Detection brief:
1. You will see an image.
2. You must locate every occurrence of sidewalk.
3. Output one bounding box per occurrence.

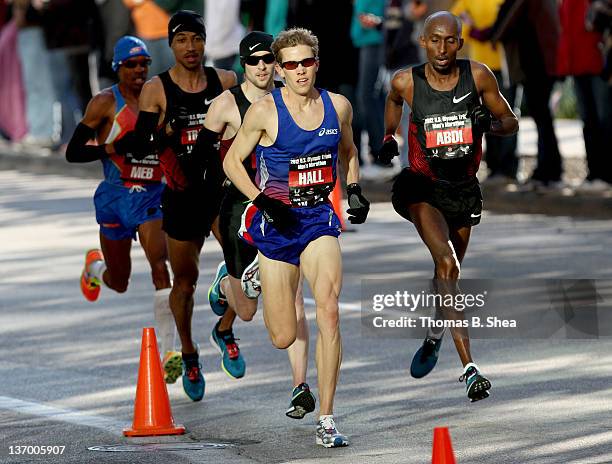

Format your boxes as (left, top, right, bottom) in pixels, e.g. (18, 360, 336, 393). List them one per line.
(0, 118, 610, 219)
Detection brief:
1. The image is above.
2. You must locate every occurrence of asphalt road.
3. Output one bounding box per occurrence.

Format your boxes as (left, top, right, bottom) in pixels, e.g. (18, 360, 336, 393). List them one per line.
(1, 170, 612, 464)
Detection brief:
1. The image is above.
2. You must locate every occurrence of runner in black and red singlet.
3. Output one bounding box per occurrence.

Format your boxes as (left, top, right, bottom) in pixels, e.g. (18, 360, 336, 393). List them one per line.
(380, 11, 518, 402)
(132, 10, 236, 402)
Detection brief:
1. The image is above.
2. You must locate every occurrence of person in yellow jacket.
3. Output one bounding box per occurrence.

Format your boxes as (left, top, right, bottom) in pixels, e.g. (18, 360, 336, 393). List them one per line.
(122, 0, 174, 75)
(451, 0, 519, 182)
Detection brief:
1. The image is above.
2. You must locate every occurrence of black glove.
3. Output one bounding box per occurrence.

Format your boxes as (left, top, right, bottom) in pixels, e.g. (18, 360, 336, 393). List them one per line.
(253, 193, 296, 232)
(112, 130, 138, 155)
(469, 104, 493, 134)
(377, 134, 399, 165)
(168, 106, 191, 133)
(346, 183, 370, 224)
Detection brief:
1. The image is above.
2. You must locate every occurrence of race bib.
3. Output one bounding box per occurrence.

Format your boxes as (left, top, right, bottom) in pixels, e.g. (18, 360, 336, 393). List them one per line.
(121, 153, 163, 183)
(424, 111, 474, 159)
(180, 125, 203, 152)
(288, 151, 335, 207)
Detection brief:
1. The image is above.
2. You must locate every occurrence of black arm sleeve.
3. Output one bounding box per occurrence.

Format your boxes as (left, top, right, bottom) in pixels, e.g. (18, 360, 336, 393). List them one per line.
(65, 123, 109, 163)
(183, 126, 222, 187)
(131, 110, 161, 160)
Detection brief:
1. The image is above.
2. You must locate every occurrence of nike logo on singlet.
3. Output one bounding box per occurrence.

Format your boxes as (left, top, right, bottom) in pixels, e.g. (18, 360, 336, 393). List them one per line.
(204, 98, 214, 105)
(249, 43, 261, 51)
(471, 213, 481, 218)
(453, 92, 471, 104)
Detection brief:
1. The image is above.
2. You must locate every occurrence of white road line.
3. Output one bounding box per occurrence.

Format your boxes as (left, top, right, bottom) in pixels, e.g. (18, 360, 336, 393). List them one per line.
(0, 396, 125, 436)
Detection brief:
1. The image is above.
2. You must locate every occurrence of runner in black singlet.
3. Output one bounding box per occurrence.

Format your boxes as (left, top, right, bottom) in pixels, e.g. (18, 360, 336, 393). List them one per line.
(381, 11, 518, 402)
(132, 10, 236, 402)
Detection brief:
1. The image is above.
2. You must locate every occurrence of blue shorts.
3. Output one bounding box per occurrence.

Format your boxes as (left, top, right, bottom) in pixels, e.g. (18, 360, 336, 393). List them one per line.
(239, 202, 341, 265)
(94, 181, 164, 240)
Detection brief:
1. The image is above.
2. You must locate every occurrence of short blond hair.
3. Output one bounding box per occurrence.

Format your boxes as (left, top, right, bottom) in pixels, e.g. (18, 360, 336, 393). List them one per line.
(271, 28, 319, 63)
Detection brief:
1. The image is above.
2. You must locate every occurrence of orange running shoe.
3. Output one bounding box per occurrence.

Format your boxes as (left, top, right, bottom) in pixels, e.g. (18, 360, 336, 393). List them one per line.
(80, 249, 104, 302)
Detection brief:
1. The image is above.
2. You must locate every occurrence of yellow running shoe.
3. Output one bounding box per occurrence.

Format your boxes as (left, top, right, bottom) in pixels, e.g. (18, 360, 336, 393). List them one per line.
(162, 351, 182, 384)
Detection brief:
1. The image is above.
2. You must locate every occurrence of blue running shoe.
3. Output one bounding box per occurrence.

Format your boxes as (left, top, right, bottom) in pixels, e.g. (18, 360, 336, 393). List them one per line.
(410, 336, 443, 378)
(459, 363, 491, 402)
(209, 321, 245, 379)
(208, 262, 229, 316)
(182, 352, 205, 401)
(286, 383, 316, 419)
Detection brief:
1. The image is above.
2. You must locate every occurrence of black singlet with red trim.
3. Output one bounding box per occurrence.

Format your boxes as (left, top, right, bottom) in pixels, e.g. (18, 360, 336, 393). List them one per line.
(158, 66, 223, 190)
(408, 59, 483, 183)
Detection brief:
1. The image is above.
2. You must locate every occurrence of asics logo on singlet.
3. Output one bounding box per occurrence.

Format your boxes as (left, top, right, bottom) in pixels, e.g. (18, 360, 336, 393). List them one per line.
(318, 127, 338, 136)
(453, 92, 471, 104)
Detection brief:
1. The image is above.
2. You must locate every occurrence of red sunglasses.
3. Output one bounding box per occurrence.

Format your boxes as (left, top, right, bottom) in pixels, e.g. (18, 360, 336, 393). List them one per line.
(280, 57, 317, 70)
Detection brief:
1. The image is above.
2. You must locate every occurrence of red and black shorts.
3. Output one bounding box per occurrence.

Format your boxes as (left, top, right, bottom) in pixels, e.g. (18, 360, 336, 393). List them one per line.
(391, 169, 483, 228)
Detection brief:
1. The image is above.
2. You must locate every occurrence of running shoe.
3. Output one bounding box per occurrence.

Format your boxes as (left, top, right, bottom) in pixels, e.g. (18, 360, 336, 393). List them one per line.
(459, 363, 491, 402)
(410, 336, 443, 378)
(208, 261, 229, 316)
(285, 382, 316, 419)
(241, 255, 261, 299)
(182, 356, 205, 402)
(316, 416, 349, 448)
(209, 320, 245, 379)
(162, 351, 182, 384)
(80, 249, 104, 302)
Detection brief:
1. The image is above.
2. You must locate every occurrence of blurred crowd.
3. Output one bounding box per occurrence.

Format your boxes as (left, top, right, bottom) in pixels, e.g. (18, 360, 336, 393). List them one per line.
(0, 0, 611, 191)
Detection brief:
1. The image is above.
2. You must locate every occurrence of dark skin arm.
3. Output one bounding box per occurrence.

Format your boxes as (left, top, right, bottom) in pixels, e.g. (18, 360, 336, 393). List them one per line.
(384, 68, 414, 137)
(471, 61, 518, 136)
(76, 90, 116, 154)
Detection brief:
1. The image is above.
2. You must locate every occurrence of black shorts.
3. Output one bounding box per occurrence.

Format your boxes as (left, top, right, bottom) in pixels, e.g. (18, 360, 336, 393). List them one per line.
(391, 169, 483, 228)
(219, 189, 257, 278)
(161, 186, 217, 241)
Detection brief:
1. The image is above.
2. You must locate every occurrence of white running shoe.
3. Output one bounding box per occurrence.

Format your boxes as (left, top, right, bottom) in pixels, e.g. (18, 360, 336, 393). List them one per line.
(241, 255, 261, 299)
(316, 416, 349, 448)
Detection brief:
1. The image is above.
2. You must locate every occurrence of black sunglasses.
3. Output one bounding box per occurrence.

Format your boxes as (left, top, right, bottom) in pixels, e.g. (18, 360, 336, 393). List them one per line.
(244, 53, 275, 66)
(281, 57, 317, 70)
(122, 58, 152, 69)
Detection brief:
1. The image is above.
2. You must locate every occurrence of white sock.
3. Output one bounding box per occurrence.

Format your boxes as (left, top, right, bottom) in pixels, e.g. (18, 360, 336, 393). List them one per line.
(154, 288, 176, 355)
(319, 414, 333, 421)
(89, 260, 106, 283)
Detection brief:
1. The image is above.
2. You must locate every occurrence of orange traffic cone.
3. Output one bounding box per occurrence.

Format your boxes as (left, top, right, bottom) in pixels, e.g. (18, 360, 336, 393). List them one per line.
(432, 427, 456, 463)
(329, 178, 346, 230)
(124, 328, 185, 436)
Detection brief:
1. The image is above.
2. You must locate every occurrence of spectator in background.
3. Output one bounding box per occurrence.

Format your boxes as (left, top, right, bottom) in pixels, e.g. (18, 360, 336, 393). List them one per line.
(13, 0, 56, 148)
(241, 0, 267, 31)
(384, 0, 420, 168)
(98, 0, 133, 88)
(351, 0, 387, 172)
(286, 0, 360, 156)
(122, 0, 174, 76)
(560, 0, 612, 191)
(491, 0, 563, 190)
(451, 0, 519, 184)
(0, 7, 28, 142)
(265, 0, 287, 36)
(36, 0, 102, 146)
(205, 0, 244, 72)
